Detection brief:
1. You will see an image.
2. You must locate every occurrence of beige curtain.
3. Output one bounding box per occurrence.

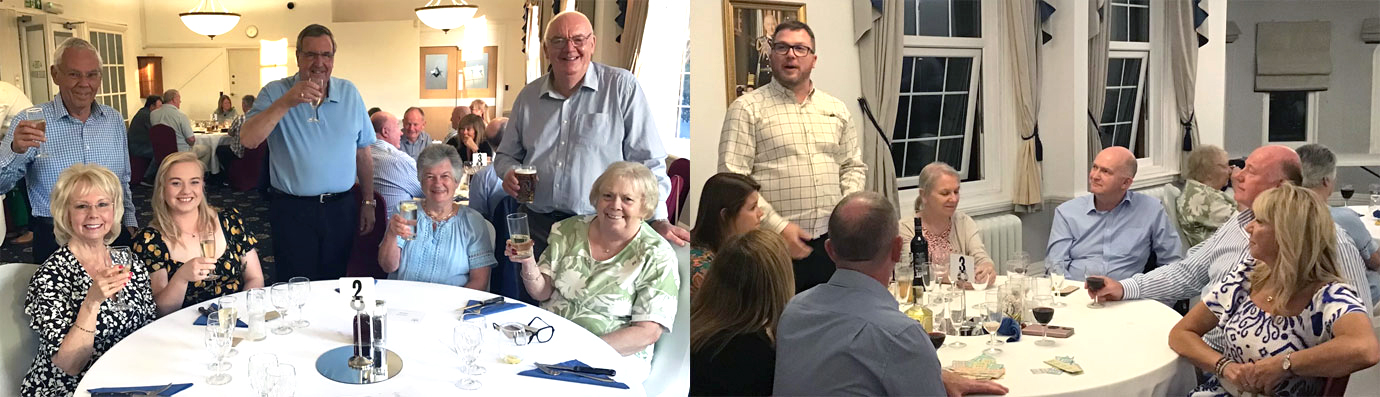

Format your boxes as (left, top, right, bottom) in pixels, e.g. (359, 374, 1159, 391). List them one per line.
(1006, 0, 1042, 210)
(1088, 0, 1111, 164)
(1166, 0, 1200, 173)
(854, 1, 902, 212)
(621, 0, 649, 72)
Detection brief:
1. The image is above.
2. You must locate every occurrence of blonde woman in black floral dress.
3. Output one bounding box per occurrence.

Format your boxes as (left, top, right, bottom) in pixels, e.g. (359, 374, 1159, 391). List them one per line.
(133, 152, 264, 315)
(22, 164, 157, 396)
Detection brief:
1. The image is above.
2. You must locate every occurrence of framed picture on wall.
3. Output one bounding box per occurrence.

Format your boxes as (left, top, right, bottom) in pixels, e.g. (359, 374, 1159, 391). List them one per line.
(721, 0, 806, 104)
(459, 46, 499, 99)
(420, 46, 458, 99)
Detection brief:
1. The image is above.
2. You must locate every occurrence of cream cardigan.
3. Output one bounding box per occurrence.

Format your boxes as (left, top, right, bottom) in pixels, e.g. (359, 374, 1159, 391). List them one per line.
(897, 210, 995, 269)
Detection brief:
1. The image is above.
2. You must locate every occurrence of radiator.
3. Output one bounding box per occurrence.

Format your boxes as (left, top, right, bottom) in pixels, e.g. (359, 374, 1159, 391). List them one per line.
(973, 214, 1022, 274)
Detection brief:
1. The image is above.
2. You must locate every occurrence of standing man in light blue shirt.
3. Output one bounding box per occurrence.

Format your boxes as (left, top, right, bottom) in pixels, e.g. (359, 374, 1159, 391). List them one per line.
(239, 24, 376, 282)
(1047, 146, 1183, 282)
(0, 38, 138, 263)
(1297, 144, 1380, 303)
(495, 11, 686, 257)
(369, 111, 422, 216)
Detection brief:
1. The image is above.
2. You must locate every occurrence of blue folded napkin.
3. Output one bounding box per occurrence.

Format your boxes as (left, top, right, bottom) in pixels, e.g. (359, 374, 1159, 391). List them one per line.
(88, 383, 193, 396)
(461, 299, 523, 320)
(1372, 209, 1379, 218)
(192, 304, 248, 328)
(998, 317, 1022, 342)
(517, 359, 629, 389)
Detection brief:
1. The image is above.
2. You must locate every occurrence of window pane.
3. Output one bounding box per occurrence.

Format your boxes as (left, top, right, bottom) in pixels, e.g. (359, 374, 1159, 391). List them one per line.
(914, 57, 945, 92)
(952, 0, 982, 38)
(939, 94, 967, 136)
(1116, 124, 1133, 148)
(1128, 7, 1150, 42)
(904, 141, 931, 177)
(911, 95, 942, 139)
(1268, 92, 1308, 142)
(1111, 5, 1129, 42)
(893, 142, 910, 176)
(1121, 58, 1142, 88)
(904, 0, 918, 35)
(678, 108, 690, 139)
(1106, 58, 1124, 87)
(937, 137, 963, 168)
(944, 58, 972, 91)
(916, 0, 951, 37)
(1101, 90, 1120, 123)
(1100, 129, 1115, 149)
(1117, 87, 1138, 123)
(893, 97, 911, 141)
(899, 57, 914, 94)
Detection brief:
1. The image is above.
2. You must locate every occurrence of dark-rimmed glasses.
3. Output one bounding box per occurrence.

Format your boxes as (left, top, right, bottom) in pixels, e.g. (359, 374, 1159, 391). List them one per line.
(770, 42, 814, 57)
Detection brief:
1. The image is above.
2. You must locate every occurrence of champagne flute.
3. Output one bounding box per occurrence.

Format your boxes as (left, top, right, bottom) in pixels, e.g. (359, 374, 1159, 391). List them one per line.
(982, 303, 1004, 355)
(946, 291, 967, 348)
(106, 247, 135, 311)
(1048, 261, 1068, 308)
(928, 262, 948, 302)
(270, 282, 294, 335)
(201, 237, 219, 280)
(453, 324, 483, 390)
(1033, 296, 1056, 346)
(307, 77, 326, 123)
(217, 295, 240, 357)
(204, 313, 233, 385)
(22, 108, 47, 158)
(288, 277, 311, 328)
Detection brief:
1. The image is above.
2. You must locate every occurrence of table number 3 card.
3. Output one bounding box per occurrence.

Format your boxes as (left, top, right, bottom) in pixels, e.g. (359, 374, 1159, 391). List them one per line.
(949, 254, 976, 283)
(338, 277, 376, 310)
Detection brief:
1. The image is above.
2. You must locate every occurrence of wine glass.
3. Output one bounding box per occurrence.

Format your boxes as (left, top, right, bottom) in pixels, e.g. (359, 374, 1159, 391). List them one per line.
(1033, 296, 1056, 346)
(307, 77, 326, 123)
(21, 108, 47, 158)
(1341, 184, 1355, 206)
(265, 364, 296, 397)
(106, 246, 136, 311)
(461, 314, 488, 375)
(288, 277, 311, 328)
(893, 264, 914, 304)
(946, 291, 967, 348)
(1086, 266, 1107, 309)
(204, 313, 233, 385)
(249, 353, 278, 397)
(1369, 184, 1380, 215)
(453, 323, 483, 390)
(270, 283, 294, 335)
(1047, 261, 1068, 308)
(217, 295, 240, 357)
(982, 303, 1004, 355)
(928, 262, 948, 302)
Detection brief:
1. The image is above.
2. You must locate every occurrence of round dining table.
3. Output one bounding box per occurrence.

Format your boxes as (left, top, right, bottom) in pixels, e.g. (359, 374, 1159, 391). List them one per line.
(928, 277, 1197, 397)
(75, 280, 645, 396)
(191, 132, 230, 174)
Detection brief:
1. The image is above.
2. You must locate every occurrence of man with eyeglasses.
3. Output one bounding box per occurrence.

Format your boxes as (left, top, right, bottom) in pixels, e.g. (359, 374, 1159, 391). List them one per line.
(495, 11, 686, 257)
(240, 24, 376, 282)
(720, 20, 868, 293)
(0, 37, 139, 263)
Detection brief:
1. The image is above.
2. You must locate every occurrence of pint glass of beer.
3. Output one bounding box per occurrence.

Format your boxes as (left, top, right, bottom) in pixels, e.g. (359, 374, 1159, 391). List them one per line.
(515, 166, 537, 203)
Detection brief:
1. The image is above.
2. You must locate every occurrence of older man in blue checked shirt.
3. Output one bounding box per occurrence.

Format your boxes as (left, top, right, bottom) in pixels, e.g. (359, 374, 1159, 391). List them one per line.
(239, 24, 376, 282)
(495, 11, 687, 257)
(0, 37, 138, 263)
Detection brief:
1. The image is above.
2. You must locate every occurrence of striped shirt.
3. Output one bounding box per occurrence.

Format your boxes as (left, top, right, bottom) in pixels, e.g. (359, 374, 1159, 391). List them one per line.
(0, 96, 136, 226)
(719, 81, 867, 237)
(1123, 208, 1373, 311)
(227, 114, 246, 157)
(369, 141, 423, 216)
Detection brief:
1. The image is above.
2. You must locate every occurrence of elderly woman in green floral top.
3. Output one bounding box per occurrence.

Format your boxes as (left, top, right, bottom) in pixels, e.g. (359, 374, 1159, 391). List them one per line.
(505, 161, 679, 373)
(1177, 145, 1236, 248)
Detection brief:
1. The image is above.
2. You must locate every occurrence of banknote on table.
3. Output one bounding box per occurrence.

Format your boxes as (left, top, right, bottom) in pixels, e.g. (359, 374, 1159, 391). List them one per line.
(1043, 356, 1083, 375)
(1029, 368, 1063, 375)
(948, 354, 1005, 380)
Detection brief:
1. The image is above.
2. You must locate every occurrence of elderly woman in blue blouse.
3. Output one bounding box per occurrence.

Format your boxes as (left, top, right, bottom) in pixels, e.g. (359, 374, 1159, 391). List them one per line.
(505, 161, 679, 375)
(1169, 184, 1379, 396)
(380, 144, 496, 289)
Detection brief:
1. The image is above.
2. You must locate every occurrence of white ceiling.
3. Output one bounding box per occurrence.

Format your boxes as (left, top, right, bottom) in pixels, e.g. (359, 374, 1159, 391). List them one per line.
(331, 0, 527, 23)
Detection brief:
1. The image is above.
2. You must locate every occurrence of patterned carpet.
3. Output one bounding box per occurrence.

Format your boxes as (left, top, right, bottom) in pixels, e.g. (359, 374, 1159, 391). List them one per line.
(0, 179, 277, 279)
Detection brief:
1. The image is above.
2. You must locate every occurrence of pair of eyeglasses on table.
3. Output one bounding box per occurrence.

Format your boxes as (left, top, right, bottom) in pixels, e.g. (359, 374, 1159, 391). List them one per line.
(492, 316, 556, 344)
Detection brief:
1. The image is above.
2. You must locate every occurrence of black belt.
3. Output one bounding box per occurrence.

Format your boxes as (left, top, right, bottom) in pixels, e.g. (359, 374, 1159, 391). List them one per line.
(32, 216, 52, 225)
(267, 187, 350, 203)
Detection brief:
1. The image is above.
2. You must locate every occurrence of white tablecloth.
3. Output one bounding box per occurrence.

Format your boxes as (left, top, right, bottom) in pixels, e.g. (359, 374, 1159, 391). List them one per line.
(193, 132, 229, 174)
(930, 278, 1196, 397)
(75, 280, 645, 396)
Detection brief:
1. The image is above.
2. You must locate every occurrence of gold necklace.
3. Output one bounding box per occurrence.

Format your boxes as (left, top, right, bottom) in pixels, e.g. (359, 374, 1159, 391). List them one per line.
(424, 205, 455, 222)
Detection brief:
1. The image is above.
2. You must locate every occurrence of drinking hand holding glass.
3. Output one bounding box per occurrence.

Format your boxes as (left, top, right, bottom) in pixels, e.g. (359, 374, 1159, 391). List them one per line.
(105, 247, 137, 311)
(396, 199, 420, 240)
(507, 213, 534, 260)
(18, 108, 47, 158)
(200, 237, 219, 279)
(249, 353, 278, 397)
(453, 324, 483, 390)
(204, 313, 233, 385)
(270, 282, 294, 335)
(1086, 267, 1107, 309)
(288, 277, 311, 328)
(307, 77, 326, 122)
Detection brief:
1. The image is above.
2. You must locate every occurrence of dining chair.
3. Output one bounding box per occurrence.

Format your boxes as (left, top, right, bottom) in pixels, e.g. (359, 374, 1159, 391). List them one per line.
(227, 144, 267, 192)
(1322, 375, 1349, 396)
(0, 263, 39, 394)
(344, 186, 388, 279)
(149, 125, 178, 169)
(643, 244, 690, 397)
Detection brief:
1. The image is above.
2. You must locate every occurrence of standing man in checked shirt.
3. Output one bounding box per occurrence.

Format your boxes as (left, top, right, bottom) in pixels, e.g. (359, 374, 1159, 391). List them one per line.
(719, 20, 868, 293)
(240, 24, 376, 282)
(495, 11, 687, 257)
(0, 38, 138, 263)
(1090, 145, 1374, 317)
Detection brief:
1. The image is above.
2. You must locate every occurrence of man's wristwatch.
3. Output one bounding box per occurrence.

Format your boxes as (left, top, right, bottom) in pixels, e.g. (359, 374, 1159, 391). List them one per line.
(362, 199, 376, 207)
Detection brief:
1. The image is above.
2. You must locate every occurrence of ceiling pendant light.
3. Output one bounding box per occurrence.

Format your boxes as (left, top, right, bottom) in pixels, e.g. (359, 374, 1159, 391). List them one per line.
(416, 0, 479, 34)
(179, 0, 241, 40)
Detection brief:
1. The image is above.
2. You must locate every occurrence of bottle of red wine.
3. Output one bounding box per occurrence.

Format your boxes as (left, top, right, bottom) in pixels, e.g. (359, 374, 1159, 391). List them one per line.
(912, 217, 929, 295)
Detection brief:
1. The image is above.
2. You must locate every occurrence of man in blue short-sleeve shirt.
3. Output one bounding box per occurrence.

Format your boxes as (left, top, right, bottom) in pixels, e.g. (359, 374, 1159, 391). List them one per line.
(239, 24, 376, 281)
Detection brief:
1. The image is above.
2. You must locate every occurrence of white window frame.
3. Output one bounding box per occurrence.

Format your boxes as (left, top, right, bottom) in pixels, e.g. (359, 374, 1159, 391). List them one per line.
(1099, 51, 1148, 154)
(87, 24, 128, 120)
(1105, 0, 1178, 189)
(1260, 91, 1320, 148)
(897, 0, 1011, 217)
(676, 43, 690, 140)
(893, 47, 981, 188)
